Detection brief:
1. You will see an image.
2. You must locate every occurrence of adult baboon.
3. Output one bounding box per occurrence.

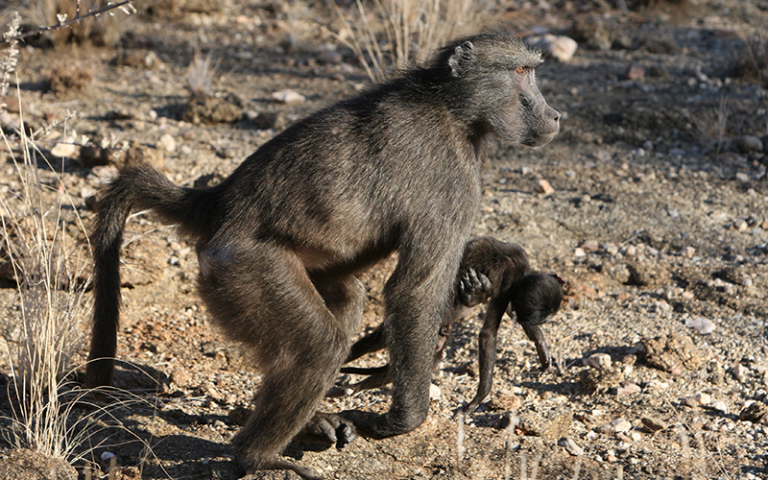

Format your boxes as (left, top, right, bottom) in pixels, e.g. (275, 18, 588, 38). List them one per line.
(340, 237, 565, 414)
(87, 34, 559, 479)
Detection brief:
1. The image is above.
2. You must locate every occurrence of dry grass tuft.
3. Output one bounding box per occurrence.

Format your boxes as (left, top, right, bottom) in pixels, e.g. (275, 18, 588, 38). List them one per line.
(187, 47, 218, 96)
(334, 0, 494, 82)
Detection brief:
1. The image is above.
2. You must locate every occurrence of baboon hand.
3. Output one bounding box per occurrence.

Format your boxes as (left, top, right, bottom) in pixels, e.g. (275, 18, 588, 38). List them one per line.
(458, 268, 492, 307)
(294, 412, 357, 449)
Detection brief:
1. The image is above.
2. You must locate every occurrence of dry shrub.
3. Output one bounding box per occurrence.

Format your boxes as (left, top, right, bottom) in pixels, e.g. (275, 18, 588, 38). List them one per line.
(732, 33, 768, 88)
(335, 0, 495, 82)
(45, 63, 94, 94)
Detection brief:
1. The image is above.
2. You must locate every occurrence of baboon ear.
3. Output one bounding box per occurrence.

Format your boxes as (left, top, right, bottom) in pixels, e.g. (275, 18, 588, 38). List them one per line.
(448, 40, 474, 77)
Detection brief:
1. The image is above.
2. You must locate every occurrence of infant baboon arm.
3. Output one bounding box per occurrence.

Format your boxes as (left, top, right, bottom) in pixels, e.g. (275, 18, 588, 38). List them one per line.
(463, 295, 508, 414)
(522, 323, 552, 371)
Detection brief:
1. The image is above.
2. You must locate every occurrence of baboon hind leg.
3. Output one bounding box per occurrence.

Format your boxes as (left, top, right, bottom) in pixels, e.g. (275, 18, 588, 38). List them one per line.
(199, 245, 358, 479)
(295, 274, 365, 446)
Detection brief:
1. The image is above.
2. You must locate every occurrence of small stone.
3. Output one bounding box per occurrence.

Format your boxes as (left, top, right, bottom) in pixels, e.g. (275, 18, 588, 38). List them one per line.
(492, 392, 523, 411)
(616, 383, 641, 396)
(603, 243, 619, 255)
(710, 400, 727, 413)
(733, 363, 748, 382)
(682, 396, 699, 408)
(272, 89, 305, 104)
(681, 246, 696, 258)
(735, 135, 763, 154)
(695, 392, 712, 405)
(624, 63, 645, 80)
(529, 34, 578, 62)
(685, 316, 716, 335)
(588, 353, 612, 369)
(429, 383, 441, 401)
(641, 416, 667, 432)
(739, 402, 768, 425)
(100, 451, 116, 461)
(580, 240, 599, 252)
(735, 172, 750, 182)
(170, 368, 191, 386)
(317, 49, 343, 64)
(533, 178, 555, 196)
(735, 219, 749, 231)
(558, 437, 584, 456)
(245, 111, 286, 130)
(574, 247, 586, 258)
(51, 143, 79, 158)
(158, 133, 176, 153)
(595, 418, 631, 435)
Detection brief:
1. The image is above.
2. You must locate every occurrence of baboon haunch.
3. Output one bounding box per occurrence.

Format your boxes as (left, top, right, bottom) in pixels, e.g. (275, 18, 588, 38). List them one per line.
(341, 236, 564, 414)
(87, 34, 559, 479)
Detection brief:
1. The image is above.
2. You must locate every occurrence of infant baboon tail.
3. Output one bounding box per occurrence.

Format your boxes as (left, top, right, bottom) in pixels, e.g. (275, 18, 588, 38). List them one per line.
(86, 164, 217, 388)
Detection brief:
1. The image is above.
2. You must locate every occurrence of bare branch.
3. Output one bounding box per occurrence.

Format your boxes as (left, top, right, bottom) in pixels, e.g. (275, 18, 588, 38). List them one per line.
(0, 0, 138, 45)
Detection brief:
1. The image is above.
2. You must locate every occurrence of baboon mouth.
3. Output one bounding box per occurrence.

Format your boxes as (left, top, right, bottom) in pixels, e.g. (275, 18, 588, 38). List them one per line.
(526, 132, 558, 148)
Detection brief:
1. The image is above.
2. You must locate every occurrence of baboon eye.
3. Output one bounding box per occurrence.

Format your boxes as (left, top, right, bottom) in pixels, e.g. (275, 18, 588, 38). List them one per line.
(516, 66, 528, 74)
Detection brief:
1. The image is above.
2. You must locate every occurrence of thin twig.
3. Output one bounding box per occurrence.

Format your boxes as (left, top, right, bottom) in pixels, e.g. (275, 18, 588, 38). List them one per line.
(1, 0, 137, 45)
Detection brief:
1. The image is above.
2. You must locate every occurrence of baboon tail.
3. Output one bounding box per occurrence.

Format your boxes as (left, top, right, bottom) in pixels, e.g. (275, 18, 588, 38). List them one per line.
(86, 164, 217, 388)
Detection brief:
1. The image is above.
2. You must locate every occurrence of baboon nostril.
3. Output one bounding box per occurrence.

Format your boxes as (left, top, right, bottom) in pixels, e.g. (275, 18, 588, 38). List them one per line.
(553, 113, 561, 122)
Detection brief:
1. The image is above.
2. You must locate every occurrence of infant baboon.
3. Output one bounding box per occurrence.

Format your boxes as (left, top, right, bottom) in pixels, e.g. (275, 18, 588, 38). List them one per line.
(340, 236, 564, 414)
(87, 34, 559, 479)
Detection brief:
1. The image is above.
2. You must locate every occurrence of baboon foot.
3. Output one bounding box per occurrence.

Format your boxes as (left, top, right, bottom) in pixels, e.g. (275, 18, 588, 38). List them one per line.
(294, 412, 357, 449)
(339, 409, 423, 440)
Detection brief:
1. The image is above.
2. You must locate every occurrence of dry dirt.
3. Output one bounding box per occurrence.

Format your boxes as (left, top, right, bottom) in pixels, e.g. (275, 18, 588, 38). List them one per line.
(1, 1, 768, 479)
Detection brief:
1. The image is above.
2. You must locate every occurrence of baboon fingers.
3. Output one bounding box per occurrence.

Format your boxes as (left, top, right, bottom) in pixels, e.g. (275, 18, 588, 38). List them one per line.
(458, 268, 492, 307)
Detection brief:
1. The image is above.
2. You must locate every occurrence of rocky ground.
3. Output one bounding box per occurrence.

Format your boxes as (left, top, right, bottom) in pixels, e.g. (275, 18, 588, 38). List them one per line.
(1, 0, 768, 479)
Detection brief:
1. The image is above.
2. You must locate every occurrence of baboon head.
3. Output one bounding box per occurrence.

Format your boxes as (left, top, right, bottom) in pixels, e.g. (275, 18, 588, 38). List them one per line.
(437, 33, 561, 148)
(507, 272, 564, 326)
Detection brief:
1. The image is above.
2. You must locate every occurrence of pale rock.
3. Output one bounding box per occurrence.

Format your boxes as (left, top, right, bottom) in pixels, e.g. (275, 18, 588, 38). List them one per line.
(429, 383, 441, 401)
(51, 143, 79, 158)
(158, 133, 176, 153)
(685, 316, 716, 335)
(595, 418, 631, 434)
(711, 400, 728, 413)
(616, 383, 641, 396)
(533, 178, 555, 195)
(557, 437, 584, 456)
(530, 34, 579, 62)
(272, 89, 306, 104)
(587, 353, 612, 369)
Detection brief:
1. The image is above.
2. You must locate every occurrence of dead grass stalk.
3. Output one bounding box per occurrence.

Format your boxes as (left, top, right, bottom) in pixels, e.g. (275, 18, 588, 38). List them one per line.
(334, 0, 493, 82)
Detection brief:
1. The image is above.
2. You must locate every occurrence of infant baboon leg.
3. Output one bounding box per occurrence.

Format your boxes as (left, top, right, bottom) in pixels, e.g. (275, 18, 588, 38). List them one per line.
(464, 296, 508, 414)
(522, 323, 552, 371)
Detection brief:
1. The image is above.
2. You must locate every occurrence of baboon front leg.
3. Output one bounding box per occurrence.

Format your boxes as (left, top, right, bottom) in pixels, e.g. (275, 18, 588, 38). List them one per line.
(342, 257, 456, 439)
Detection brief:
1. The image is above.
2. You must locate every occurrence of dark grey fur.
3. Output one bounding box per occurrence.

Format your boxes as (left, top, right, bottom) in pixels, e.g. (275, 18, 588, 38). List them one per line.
(86, 34, 559, 479)
(341, 236, 564, 413)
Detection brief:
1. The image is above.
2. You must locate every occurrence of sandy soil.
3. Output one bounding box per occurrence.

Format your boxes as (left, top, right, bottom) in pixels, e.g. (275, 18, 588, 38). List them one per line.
(1, 0, 767, 479)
